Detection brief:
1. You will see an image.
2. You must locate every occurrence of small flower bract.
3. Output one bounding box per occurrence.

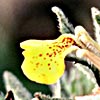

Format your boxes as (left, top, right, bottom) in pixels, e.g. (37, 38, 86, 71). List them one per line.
(20, 34, 78, 84)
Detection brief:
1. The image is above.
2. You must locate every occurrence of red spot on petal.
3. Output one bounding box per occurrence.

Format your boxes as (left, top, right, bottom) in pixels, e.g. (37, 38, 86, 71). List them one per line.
(54, 52, 56, 56)
(62, 46, 64, 48)
(56, 49, 58, 52)
(67, 38, 73, 42)
(53, 49, 55, 51)
(65, 45, 68, 47)
(46, 53, 49, 55)
(62, 37, 74, 46)
(48, 63, 50, 66)
(57, 45, 63, 49)
(58, 50, 61, 53)
(49, 54, 52, 57)
(49, 47, 52, 49)
(39, 54, 42, 57)
(62, 38, 65, 43)
(36, 62, 39, 65)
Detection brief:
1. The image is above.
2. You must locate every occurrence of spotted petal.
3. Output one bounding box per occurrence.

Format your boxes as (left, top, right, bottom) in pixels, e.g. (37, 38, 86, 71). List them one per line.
(20, 34, 78, 84)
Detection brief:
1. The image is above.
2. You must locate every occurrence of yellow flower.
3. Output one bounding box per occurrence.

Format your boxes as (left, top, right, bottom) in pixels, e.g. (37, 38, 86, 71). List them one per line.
(20, 34, 78, 84)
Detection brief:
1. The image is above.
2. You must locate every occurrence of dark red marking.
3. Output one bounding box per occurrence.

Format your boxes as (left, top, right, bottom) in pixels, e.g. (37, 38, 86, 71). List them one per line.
(39, 54, 42, 57)
(65, 45, 68, 47)
(56, 49, 59, 52)
(54, 51, 56, 56)
(58, 50, 61, 53)
(62, 37, 73, 44)
(49, 47, 52, 49)
(46, 53, 49, 55)
(67, 38, 73, 42)
(49, 54, 52, 57)
(53, 49, 55, 51)
(62, 37, 81, 48)
(36, 62, 39, 65)
(62, 46, 64, 48)
(57, 45, 63, 49)
(48, 63, 50, 66)
(62, 38, 66, 43)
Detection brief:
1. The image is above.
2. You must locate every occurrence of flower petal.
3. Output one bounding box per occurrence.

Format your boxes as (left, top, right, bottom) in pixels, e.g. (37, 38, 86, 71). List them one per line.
(20, 34, 78, 84)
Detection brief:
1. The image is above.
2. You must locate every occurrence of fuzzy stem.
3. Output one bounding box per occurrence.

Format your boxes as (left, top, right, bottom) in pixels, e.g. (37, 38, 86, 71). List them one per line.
(76, 49, 100, 71)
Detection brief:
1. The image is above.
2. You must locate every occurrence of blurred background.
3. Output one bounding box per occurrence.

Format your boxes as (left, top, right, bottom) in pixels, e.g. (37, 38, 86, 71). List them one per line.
(0, 0, 100, 95)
